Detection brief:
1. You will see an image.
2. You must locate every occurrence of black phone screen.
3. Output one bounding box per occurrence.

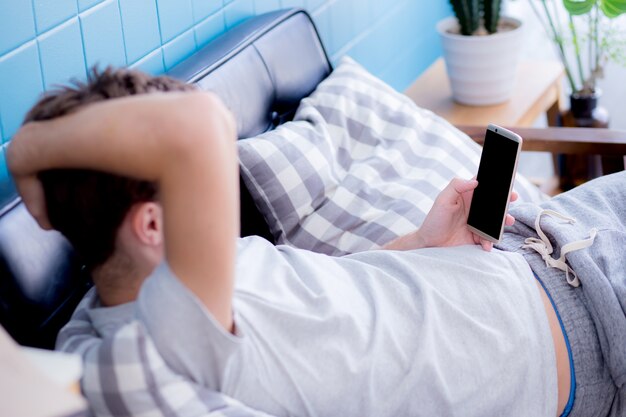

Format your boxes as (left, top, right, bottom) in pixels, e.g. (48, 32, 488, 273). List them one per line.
(467, 129, 520, 240)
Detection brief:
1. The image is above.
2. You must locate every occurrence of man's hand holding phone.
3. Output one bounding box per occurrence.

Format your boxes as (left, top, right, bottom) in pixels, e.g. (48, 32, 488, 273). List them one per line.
(384, 124, 522, 252)
(418, 178, 517, 252)
(383, 177, 517, 252)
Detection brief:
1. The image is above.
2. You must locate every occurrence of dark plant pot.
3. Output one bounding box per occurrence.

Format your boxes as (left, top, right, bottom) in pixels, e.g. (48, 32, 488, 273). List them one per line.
(562, 91, 609, 128)
(558, 90, 622, 190)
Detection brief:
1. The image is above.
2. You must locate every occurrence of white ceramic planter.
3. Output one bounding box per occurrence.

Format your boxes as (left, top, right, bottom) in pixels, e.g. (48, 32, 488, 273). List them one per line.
(437, 16, 524, 106)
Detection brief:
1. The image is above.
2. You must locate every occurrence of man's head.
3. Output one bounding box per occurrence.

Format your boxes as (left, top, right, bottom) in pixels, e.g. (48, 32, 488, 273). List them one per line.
(24, 68, 196, 293)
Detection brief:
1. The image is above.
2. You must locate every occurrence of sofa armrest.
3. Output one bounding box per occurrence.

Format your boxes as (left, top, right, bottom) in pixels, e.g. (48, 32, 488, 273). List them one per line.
(457, 125, 626, 155)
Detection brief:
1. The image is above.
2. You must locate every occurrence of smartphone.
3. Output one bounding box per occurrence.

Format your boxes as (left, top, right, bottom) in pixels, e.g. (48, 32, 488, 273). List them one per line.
(467, 124, 522, 243)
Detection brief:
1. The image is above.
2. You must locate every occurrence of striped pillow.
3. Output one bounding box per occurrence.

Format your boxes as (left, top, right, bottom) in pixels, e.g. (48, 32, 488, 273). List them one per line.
(238, 57, 546, 255)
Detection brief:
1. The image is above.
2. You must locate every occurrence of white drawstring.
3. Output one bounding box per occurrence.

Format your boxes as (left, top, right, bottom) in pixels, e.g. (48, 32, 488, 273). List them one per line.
(522, 209, 597, 287)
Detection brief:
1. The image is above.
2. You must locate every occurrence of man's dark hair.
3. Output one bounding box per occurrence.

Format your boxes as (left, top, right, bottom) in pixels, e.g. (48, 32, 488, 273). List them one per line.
(24, 67, 196, 271)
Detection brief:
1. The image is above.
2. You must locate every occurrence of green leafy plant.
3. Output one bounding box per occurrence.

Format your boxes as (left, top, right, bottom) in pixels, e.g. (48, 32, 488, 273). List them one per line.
(449, 0, 504, 35)
(529, 0, 626, 94)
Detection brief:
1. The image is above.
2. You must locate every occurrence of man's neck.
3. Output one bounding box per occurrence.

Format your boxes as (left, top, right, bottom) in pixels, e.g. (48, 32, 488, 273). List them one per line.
(92, 266, 144, 307)
(95, 285, 138, 307)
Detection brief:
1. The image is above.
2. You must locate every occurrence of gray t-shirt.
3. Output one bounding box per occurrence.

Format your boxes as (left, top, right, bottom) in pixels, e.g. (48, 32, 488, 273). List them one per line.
(98, 237, 558, 417)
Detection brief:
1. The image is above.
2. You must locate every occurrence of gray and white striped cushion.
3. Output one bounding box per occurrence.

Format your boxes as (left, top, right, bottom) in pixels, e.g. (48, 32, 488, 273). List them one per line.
(238, 57, 546, 255)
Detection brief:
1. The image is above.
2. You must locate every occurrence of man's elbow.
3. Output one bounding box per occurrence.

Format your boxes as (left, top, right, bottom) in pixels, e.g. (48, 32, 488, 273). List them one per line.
(156, 92, 238, 179)
(175, 92, 237, 150)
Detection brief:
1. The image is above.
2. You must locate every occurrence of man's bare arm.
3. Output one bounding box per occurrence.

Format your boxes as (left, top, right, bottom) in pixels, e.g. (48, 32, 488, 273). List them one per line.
(8, 92, 239, 331)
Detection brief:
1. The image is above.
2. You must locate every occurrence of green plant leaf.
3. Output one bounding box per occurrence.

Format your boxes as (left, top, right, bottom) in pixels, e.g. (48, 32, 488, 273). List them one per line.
(563, 0, 626, 18)
(563, 0, 596, 15)
(600, 0, 626, 18)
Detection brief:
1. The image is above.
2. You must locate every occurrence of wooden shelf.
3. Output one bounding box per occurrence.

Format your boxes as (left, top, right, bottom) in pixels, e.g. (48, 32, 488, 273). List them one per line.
(404, 58, 564, 127)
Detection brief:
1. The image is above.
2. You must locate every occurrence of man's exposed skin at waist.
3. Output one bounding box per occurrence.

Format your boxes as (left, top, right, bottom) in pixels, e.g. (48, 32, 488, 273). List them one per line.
(535, 279, 570, 416)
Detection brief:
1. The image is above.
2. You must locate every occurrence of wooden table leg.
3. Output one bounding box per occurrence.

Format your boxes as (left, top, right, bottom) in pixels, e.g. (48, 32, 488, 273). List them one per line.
(546, 100, 561, 127)
(546, 92, 563, 194)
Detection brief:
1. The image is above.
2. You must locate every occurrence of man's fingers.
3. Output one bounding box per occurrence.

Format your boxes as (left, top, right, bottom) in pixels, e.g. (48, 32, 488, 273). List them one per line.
(510, 191, 519, 202)
(438, 178, 477, 202)
(8, 125, 52, 230)
(452, 178, 479, 194)
(436, 178, 476, 205)
(480, 239, 493, 252)
(505, 214, 515, 226)
(16, 176, 52, 230)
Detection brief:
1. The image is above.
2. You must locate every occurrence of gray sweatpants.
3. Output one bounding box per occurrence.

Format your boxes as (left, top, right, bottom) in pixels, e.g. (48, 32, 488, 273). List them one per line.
(497, 171, 626, 417)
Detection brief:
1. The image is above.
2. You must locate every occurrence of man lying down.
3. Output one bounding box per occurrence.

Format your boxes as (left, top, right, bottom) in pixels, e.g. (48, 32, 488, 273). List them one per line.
(7, 69, 625, 417)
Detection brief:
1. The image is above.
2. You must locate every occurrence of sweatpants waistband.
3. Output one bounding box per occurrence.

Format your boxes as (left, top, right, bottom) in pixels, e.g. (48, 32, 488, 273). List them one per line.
(498, 235, 616, 417)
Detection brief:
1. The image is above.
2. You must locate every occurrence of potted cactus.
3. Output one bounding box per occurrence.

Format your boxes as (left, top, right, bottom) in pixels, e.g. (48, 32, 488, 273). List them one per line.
(437, 0, 524, 105)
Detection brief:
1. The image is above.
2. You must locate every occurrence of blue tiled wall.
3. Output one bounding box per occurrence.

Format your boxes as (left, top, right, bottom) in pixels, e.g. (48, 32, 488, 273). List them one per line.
(0, 0, 451, 182)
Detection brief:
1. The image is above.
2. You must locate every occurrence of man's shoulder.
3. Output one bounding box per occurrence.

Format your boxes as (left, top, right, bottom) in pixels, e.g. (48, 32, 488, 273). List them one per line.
(56, 287, 136, 353)
(55, 287, 98, 352)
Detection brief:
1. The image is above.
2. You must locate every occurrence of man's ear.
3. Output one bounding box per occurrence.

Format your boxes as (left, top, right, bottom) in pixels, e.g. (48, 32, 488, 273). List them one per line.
(130, 202, 163, 246)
